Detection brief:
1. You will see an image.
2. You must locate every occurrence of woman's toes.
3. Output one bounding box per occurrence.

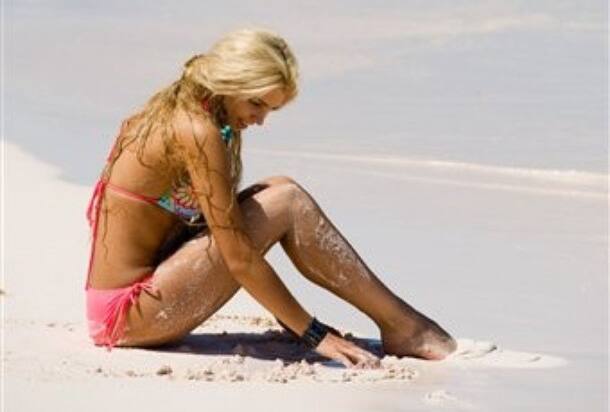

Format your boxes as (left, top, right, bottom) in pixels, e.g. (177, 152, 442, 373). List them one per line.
(381, 323, 456, 360)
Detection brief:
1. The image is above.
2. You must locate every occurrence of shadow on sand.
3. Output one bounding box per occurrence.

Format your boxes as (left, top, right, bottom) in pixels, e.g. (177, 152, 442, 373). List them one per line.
(147, 330, 384, 365)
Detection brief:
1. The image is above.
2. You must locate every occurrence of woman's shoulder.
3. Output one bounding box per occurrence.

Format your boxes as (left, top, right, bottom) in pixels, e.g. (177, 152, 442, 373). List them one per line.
(173, 109, 221, 145)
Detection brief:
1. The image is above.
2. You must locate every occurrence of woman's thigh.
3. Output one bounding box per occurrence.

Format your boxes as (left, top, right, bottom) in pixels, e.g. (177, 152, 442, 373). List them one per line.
(120, 177, 298, 346)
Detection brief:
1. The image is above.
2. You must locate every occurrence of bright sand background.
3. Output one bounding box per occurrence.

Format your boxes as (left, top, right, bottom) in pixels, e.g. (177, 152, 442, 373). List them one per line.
(3, 1, 608, 411)
(3, 141, 607, 411)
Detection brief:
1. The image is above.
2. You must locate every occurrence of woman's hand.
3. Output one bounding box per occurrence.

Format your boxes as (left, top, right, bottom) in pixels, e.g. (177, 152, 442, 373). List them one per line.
(315, 333, 380, 369)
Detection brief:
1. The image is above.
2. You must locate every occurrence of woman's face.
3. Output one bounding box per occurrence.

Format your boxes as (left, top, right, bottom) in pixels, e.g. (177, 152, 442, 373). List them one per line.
(223, 88, 288, 131)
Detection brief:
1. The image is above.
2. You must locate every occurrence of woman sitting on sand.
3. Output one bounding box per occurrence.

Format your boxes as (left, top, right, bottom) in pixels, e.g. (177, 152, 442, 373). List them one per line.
(85, 28, 456, 368)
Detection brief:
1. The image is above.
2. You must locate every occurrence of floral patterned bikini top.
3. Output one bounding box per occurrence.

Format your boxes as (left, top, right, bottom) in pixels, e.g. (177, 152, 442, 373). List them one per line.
(102, 179, 202, 223)
(157, 183, 201, 222)
(92, 124, 235, 225)
(85, 104, 234, 287)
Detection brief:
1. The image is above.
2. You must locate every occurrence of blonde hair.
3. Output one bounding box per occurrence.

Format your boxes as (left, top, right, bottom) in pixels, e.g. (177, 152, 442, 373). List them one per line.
(105, 28, 299, 202)
(93, 26, 300, 269)
(187, 28, 299, 102)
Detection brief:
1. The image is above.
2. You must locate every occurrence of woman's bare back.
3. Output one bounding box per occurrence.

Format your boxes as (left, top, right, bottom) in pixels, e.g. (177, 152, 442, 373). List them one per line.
(88, 119, 189, 289)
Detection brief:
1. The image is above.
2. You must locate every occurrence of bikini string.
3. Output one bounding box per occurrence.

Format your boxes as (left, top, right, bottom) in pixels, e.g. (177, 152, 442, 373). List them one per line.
(85, 179, 108, 289)
(85, 124, 126, 289)
(102, 279, 153, 350)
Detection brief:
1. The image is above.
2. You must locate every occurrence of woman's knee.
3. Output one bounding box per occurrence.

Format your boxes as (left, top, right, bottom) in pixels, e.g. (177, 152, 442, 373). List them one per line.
(261, 175, 299, 188)
(264, 176, 313, 202)
(238, 176, 301, 203)
(260, 179, 319, 228)
(241, 176, 317, 236)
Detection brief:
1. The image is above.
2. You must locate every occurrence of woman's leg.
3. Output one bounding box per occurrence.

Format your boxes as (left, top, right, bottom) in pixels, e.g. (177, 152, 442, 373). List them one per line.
(121, 176, 455, 359)
(119, 179, 292, 346)
(273, 177, 456, 360)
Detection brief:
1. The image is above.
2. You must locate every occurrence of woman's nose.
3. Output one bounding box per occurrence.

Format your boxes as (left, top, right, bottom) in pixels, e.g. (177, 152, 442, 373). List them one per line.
(256, 112, 267, 126)
(254, 109, 269, 126)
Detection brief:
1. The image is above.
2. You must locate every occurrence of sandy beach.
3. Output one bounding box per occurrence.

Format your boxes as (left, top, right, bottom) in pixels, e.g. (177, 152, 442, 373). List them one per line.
(4, 1, 607, 410)
(4, 142, 606, 411)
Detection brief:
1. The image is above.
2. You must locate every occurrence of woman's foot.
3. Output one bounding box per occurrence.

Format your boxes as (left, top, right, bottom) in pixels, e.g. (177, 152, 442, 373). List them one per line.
(380, 311, 457, 360)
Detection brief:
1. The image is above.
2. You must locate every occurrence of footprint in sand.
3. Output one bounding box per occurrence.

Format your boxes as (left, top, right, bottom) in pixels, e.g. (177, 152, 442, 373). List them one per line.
(423, 389, 473, 409)
(450, 339, 498, 359)
(446, 339, 566, 369)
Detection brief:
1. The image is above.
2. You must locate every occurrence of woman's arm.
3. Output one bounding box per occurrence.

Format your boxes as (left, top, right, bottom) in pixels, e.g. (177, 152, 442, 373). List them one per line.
(175, 114, 312, 336)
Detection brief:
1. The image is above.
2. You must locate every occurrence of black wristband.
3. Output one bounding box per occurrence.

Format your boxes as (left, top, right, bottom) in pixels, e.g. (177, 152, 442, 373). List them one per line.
(301, 317, 329, 349)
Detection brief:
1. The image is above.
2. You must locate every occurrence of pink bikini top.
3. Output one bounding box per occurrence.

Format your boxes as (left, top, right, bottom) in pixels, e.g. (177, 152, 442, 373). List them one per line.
(85, 166, 203, 289)
(85, 104, 234, 287)
(102, 180, 201, 222)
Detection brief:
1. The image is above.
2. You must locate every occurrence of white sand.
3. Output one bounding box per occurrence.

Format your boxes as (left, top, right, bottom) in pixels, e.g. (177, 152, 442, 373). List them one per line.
(3, 142, 607, 411)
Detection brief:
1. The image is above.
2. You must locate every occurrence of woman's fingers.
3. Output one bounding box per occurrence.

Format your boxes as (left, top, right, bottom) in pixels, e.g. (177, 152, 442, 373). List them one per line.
(349, 347, 380, 369)
(318, 333, 380, 369)
(356, 347, 381, 366)
(335, 352, 355, 368)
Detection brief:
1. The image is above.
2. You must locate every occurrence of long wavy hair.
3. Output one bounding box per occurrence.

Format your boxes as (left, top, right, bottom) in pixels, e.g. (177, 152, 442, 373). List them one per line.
(103, 28, 299, 198)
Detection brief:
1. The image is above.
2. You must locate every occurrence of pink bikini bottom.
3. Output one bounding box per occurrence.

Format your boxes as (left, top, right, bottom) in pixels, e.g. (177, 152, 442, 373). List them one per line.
(86, 275, 154, 349)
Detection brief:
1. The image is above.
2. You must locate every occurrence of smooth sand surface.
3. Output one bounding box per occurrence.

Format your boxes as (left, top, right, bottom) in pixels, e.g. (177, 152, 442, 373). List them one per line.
(3, 142, 607, 411)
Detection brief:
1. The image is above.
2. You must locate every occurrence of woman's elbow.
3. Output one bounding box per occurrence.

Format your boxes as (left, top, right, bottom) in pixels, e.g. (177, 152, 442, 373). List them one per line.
(216, 233, 260, 278)
(224, 251, 258, 279)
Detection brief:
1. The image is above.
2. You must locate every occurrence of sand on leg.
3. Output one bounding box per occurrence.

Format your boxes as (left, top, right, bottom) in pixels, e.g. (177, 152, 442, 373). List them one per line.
(119, 176, 455, 360)
(274, 177, 456, 359)
(118, 178, 296, 346)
